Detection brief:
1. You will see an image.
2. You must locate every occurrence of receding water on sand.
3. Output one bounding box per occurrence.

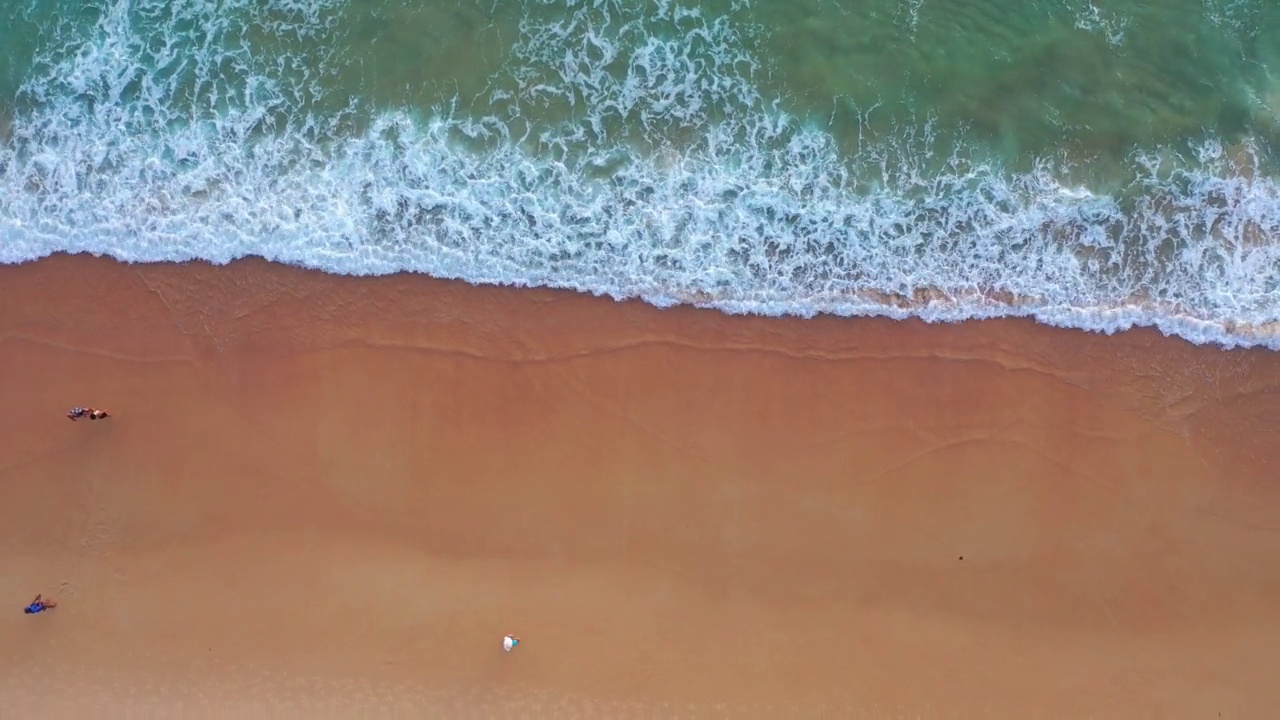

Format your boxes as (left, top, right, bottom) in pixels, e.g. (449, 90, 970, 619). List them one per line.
(0, 0, 1278, 347)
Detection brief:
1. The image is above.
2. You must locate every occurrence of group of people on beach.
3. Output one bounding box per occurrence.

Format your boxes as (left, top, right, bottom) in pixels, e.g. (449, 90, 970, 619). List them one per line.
(32, 405, 525, 653)
(22, 406, 114, 616)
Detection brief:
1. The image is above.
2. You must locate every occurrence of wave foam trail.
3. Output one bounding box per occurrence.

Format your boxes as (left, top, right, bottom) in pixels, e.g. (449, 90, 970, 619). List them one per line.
(1, 0, 1279, 349)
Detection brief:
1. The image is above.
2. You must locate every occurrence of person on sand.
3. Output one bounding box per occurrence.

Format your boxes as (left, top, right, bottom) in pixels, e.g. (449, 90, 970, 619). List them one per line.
(503, 634, 520, 652)
(67, 407, 88, 421)
(88, 408, 110, 420)
(23, 594, 56, 614)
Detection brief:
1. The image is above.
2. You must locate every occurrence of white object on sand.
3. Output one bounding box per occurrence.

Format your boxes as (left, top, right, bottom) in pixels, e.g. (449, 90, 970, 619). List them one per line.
(503, 634, 519, 652)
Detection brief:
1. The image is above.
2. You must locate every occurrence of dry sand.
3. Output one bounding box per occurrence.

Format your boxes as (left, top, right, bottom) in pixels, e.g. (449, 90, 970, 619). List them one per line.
(1, 253, 1279, 717)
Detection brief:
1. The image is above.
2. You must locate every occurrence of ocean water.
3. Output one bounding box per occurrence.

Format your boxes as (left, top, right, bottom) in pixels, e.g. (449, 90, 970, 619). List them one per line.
(1, 0, 1278, 347)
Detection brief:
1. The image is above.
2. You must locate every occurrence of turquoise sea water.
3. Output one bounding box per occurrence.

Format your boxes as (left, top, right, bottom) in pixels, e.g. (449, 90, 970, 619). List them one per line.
(1, 0, 1278, 346)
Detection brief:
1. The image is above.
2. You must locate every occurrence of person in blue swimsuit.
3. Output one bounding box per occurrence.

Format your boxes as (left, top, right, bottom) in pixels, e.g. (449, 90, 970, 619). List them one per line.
(23, 594, 56, 614)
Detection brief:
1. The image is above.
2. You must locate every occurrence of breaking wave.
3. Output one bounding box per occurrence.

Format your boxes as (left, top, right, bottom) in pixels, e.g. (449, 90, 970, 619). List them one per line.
(1, 0, 1278, 348)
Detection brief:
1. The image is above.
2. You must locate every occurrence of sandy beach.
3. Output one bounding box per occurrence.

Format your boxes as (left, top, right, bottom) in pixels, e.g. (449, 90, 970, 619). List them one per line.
(1, 253, 1278, 717)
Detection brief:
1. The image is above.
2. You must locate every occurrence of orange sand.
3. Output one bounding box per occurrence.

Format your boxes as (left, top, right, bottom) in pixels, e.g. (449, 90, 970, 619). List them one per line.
(1, 254, 1279, 717)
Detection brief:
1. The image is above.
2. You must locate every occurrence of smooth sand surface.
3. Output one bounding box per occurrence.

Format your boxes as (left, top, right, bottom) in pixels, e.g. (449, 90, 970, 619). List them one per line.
(2, 254, 1279, 717)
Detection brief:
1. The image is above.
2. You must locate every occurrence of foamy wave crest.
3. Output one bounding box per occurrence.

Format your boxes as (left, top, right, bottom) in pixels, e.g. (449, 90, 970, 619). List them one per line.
(1, 0, 1279, 349)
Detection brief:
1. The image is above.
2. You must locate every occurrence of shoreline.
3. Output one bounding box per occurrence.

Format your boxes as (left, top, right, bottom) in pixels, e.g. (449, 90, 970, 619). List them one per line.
(2, 253, 1279, 716)
(7, 251, 1280, 352)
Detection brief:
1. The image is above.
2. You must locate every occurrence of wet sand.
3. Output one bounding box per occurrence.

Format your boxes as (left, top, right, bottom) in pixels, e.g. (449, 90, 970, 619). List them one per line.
(1, 253, 1279, 717)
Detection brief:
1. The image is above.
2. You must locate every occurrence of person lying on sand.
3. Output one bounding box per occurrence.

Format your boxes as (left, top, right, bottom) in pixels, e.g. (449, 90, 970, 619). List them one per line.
(23, 594, 56, 614)
(67, 407, 109, 420)
(503, 634, 520, 652)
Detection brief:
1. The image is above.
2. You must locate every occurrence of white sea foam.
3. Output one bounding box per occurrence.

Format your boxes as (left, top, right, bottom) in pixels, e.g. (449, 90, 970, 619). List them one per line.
(1072, 2, 1129, 47)
(1, 0, 1278, 349)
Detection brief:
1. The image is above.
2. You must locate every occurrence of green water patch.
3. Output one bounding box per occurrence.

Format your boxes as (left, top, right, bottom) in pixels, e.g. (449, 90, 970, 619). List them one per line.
(752, 0, 1272, 175)
(0, 0, 105, 105)
(342, 0, 520, 111)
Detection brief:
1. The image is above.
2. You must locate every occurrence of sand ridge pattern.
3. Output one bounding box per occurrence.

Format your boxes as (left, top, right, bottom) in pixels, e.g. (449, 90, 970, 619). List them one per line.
(1, 254, 1279, 716)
